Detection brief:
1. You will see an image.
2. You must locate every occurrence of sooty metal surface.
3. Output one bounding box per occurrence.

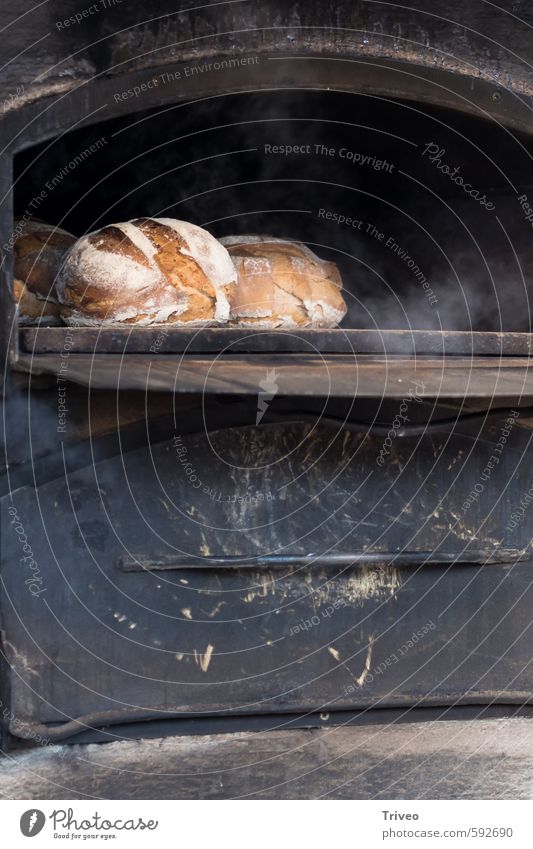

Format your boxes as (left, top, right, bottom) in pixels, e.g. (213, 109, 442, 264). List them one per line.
(1, 419, 532, 738)
(20, 327, 533, 357)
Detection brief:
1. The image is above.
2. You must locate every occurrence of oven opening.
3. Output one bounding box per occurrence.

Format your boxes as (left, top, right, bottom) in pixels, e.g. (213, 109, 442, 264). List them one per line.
(4, 85, 533, 750)
(12, 89, 533, 348)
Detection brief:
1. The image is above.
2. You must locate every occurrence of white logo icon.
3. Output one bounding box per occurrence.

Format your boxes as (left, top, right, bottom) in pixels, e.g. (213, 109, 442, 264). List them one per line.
(256, 369, 280, 424)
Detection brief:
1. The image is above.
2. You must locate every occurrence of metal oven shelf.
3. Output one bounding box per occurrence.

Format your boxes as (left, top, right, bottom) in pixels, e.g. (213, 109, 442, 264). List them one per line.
(15, 327, 533, 397)
(19, 327, 533, 356)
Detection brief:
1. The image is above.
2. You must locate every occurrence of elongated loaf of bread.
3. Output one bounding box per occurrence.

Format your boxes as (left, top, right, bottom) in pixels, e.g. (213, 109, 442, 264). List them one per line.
(13, 219, 76, 325)
(220, 235, 347, 328)
(57, 218, 237, 326)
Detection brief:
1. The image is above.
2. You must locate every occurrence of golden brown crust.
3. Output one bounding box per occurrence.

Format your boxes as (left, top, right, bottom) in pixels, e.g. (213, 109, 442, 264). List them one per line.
(13, 278, 62, 325)
(221, 236, 347, 328)
(13, 219, 76, 301)
(57, 218, 236, 326)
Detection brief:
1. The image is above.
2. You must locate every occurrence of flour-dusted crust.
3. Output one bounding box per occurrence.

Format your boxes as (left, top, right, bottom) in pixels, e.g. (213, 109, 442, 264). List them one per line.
(56, 218, 237, 326)
(220, 235, 347, 328)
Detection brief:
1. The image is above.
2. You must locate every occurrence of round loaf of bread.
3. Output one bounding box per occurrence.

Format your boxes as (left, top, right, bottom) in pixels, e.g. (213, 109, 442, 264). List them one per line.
(13, 278, 64, 325)
(13, 219, 76, 325)
(220, 235, 347, 328)
(56, 218, 237, 326)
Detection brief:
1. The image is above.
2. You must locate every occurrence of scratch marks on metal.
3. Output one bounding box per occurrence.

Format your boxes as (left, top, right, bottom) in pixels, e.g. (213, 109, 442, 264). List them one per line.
(194, 644, 214, 672)
(206, 601, 226, 618)
(308, 567, 400, 607)
(356, 635, 374, 687)
(3, 641, 40, 678)
(242, 576, 273, 603)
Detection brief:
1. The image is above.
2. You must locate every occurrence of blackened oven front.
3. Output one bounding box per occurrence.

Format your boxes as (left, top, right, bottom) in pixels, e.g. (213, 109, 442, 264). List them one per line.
(1, 1, 533, 747)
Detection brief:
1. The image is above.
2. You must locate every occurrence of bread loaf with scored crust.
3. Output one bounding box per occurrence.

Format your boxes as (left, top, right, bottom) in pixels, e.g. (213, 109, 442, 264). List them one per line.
(220, 235, 347, 328)
(57, 218, 237, 326)
(13, 219, 76, 325)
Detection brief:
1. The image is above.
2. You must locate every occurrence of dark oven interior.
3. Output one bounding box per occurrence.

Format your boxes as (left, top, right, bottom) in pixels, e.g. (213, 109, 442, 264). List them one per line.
(13, 89, 533, 335)
(3, 77, 533, 749)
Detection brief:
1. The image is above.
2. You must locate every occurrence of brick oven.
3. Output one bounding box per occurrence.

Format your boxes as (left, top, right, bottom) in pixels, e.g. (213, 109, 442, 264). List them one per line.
(1, 0, 533, 797)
